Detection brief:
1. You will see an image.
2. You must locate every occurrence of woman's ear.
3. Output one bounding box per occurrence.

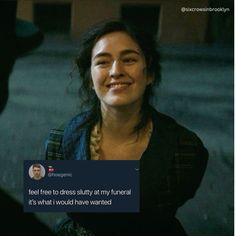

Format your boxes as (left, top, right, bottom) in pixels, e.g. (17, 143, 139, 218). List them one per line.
(146, 74, 154, 85)
(143, 67, 153, 85)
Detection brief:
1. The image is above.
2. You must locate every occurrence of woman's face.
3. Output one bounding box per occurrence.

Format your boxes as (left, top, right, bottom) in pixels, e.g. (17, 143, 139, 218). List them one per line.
(90, 31, 152, 110)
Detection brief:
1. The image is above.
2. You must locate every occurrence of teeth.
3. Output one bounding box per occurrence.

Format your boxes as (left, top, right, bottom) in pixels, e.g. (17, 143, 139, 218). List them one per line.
(109, 83, 130, 88)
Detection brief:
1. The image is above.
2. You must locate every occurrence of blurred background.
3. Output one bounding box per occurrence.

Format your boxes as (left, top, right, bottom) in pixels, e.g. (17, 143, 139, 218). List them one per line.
(0, 0, 233, 235)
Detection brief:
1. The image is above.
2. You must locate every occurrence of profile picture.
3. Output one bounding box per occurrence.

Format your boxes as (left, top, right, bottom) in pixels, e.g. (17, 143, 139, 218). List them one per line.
(29, 163, 45, 180)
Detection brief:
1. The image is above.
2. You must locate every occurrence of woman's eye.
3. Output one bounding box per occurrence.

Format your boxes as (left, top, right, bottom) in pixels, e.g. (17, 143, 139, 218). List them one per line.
(95, 60, 109, 66)
(123, 58, 137, 64)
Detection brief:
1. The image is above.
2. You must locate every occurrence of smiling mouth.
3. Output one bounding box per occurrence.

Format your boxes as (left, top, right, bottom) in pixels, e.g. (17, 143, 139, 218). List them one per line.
(107, 83, 132, 89)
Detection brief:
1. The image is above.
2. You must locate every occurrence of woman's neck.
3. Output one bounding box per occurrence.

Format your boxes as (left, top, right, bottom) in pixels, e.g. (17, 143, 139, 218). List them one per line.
(100, 104, 142, 142)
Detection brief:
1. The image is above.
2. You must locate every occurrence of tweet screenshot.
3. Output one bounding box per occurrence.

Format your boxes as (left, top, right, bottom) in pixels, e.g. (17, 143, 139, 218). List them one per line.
(24, 160, 139, 212)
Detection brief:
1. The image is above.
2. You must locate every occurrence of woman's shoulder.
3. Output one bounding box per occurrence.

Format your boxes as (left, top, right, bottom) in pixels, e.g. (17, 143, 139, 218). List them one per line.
(62, 110, 93, 144)
(152, 108, 208, 170)
(151, 108, 208, 202)
(66, 110, 92, 130)
(45, 110, 92, 160)
(48, 110, 91, 142)
(152, 108, 205, 146)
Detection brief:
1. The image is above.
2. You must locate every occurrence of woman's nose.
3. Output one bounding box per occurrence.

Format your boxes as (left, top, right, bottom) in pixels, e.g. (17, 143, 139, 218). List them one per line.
(109, 60, 124, 78)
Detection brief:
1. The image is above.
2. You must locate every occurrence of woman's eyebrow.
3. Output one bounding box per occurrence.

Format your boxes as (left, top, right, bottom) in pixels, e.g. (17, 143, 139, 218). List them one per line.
(92, 52, 111, 60)
(92, 49, 141, 61)
(120, 49, 141, 56)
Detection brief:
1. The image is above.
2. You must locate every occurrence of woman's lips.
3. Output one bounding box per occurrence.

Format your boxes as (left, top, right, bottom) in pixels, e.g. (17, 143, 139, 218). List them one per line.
(107, 82, 132, 89)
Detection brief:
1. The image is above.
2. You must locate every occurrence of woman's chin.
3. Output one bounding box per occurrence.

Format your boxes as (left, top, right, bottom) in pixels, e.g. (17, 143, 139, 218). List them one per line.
(102, 98, 141, 109)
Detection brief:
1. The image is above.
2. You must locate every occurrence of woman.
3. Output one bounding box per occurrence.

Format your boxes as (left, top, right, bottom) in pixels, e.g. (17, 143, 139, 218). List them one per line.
(46, 21, 208, 236)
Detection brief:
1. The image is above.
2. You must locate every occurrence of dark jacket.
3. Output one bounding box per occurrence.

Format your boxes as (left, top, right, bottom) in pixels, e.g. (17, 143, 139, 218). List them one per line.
(46, 108, 208, 236)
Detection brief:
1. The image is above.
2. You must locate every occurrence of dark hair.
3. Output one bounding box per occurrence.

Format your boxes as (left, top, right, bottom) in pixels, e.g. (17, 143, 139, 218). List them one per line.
(32, 164, 41, 169)
(75, 20, 161, 130)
